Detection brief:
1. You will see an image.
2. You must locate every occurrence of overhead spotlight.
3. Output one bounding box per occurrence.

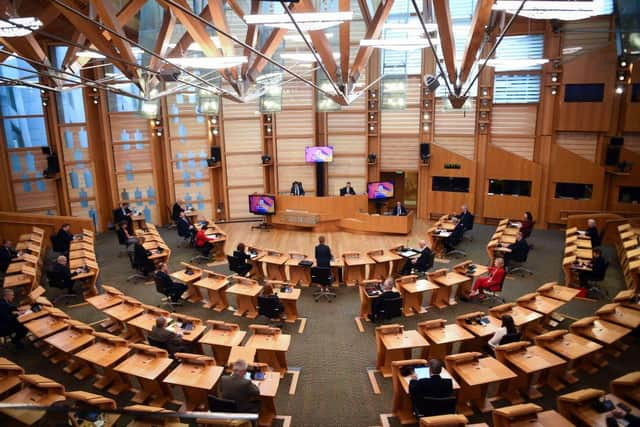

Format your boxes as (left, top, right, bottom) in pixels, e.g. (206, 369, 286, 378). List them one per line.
(423, 113, 430, 120)
(423, 124, 429, 131)
(551, 86, 558, 95)
(369, 125, 375, 131)
(265, 115, 272, 122)
(424, 74, 440, 92)
(92, 87, 98, 93)
(154, 119, 161, 126)
(369, 113, 374, 120)
(210, 117, 217, 125)
(618, 72, 626, 81)
(41, 100, 48, 107)
(481, 88, 488, 96)
(156, 128, 163, 136)
(551, 73, 558, 82)
(212, 128, 219, 135)
(266, 126, 272, 133)
(619, 56, 628, 68)
(40, 89, 46, 94)
(92, 96, 99, 104)
(615, 85, 624, 95)
(370, 91, 376, 98)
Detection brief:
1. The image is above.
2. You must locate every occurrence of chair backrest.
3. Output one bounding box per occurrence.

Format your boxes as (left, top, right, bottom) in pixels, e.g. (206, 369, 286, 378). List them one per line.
(466, 213, 475, 230)
(208, 395, 238, 413)
(147, 336, 169, 352)
(414, 395, 457, 417)
(153, 274, 167, 295)
(311, 267, 332, 286)
(514, 241, 530, 262)
(257, 295, 282, 319)
(489, 270, 507, 292)
(500, 331, 521, 346)
(227, 255, 241, 273)
(378, 296, 403, 320)
(116, 228, 128, 245)
(46, 269, 65, 290)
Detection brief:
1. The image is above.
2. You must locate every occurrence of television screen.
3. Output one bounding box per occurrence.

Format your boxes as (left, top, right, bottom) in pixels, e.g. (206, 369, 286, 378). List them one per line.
(554, 182, 593, 200)
(305, 146, 334, 163)
(248, 194, 276, 215)
(367, 181, 394, 199)
(488, 179, 532, 197)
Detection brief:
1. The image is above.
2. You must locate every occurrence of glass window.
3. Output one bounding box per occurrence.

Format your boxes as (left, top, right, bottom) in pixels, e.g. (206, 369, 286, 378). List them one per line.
(107, 82, 141, 112)
(3, 117, 48, 148)
(554, 182, 593, 200)
(493, 34, 544, 103)
(57, 88, 86, 124)
(494, 74, 541, 103)
(618, 186, 640, 204)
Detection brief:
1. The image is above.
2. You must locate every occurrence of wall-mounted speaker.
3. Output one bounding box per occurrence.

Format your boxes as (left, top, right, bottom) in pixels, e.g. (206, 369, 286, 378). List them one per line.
(610, 137, 624, 147)
(606, 145, 621, 166)
(210, 146, 221, 162)
(420, 143, 431, 161)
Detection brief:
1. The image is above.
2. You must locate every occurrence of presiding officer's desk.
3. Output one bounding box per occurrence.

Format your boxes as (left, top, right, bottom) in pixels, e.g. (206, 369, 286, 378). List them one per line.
(269, 195, 413, 234)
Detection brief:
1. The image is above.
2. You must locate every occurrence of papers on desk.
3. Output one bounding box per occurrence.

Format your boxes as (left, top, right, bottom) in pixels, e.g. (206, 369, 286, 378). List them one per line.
(437, 231, 452, 237)
(577, 230, 586, 236)
(249, 253, 258, 259)
(399, 249, 420, 258)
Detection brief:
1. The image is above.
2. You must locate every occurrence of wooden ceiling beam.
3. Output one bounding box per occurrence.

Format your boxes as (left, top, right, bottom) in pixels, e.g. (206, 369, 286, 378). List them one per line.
(350, 0, 395, 85)
(61, 31, 86, 69)
(116, 0, 147, 26)
(207, 0, 238, 80)
(459, 0, 493, 85)
(92, 0, 139, 73)
(241, 0, 259, 77)
(165, 5, 210, 58)
(339, 0, 350, 83)
(433, 0, 458, 88)
(297, 0, 338, 82)
(226, 0, 245, 19)
(357, 0, 371, 27)
(149, 9, 176, 71)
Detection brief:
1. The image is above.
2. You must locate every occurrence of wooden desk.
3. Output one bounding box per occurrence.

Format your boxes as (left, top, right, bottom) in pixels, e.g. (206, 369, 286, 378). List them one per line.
(123, 404, 186, 427)
(261, 251, 288, 281)
(248, 247, 266, 280)
(537, 283, 581, 302)
(114, 344, 173, 406)
(418, 320, 474, 361)
(64, 390, 120, 427)
(330, 259, 343, 286)
(43, 320, 95, 368)
(338, 211, 415, 234)
(228, 346, 257, 365)
(391, 359, 460, 425)
(492, 404, 574, 427)
(490, 303, 544, 333)
(396, 276, 439, 316)
(596, 303, 640, 329)
(245, 326, 291, 377)
(165, 314, 206, 350)
(535, 330, 603, 384)
(0, 375, 66, 425)
(453, 261, 489, 298)
(198, 321, 246, 367)
(193, 272, 229, 311)
(74, 333, 131, 394)
(376, 325, 429, 378)
(227, 277, 263, 319)
(358, 279, 382, 319)
(496, 342, 567, 402)
(570, 317, 631, 354)
(0, 358, 24, 397)
(611, 371, 640, 406)
(163, 354, 223, 411)
(447, 354, 517, 413)
(125, 306, 171, 343)
(368, 249, 402, 280)
(429, 270, 471, 308)
(253, 371, 280, 427)
(286, 253, 311, 286)
(342, 253, 373, 286)
(457, 312, 502, 339)
(23, 310, 69, 340)
(102, 297, 144, 334)
(558, 391, 639, 427)
(273, 285, 301, 323)
(170, 264, 202, 303)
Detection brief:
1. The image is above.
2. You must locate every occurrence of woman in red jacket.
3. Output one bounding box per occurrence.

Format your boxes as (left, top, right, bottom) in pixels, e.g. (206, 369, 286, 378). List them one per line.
(195, 224, 213, 256)
(469, 257, 506, 300)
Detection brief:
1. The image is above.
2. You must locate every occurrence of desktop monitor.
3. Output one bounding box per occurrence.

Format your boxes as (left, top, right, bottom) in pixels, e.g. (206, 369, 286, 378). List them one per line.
(305, 146, 334, 163)
(367, 181, 394, 200)
(248, 194, 276, 215)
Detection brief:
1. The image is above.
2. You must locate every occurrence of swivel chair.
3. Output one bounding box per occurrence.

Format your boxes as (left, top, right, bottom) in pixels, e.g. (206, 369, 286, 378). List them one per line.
(508, 246, 533, 277)
(462, 214, 475, 242)
(228, 255, 252, 277)
(311, 267, 336, 302)
(46, 269, 76, 305)
(586, 260, 609, 300)
(374, 296, 403, 323)
(257, 295, 284, 327)
(153, 274, 183, 311)
(126, 252, 149, 283)
(189, 245, 211, 264)
(413, 395, 457, 418)
(482, 272, 506, 306)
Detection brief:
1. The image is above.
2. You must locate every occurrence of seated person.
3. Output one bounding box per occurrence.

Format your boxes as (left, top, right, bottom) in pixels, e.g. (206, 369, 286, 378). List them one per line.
(400, 240, 433, 275)
(176, 211, 195, 239)
(392, 201, 407, 216)
(232, 243, 253, 276)
(443, 217, 465, 252)
(148, 316, 188, 355)
(586, 218, 602, 247)
(116, 221, 137, 247)
(154, 262, 187, 302)
(290, 181, 305, 196)
(260, 283, 285, 316)
(611, 409, 640, 427)
(579, 247, 607, 286)
(488, 314, 519, 350)
(113, 202, 133, 230)
(133, 236, 156, 275)
(369, 278, 400, 321)
(218, 359, 261, 413)
(195, 224, 214, 256)
(469, 258, 505, 300)
(520, 211, 534, 239)
(502, 232, 529, 267)
(51, 255, 83, 293)
(454, 204, 474, 230)
(408, 358, 454, 412)
(0, 240, 18, 274)
(340, 181, 356, 196)
(52, 223, 76, 253)
(172, 200, 185, 222)
(0, 289, 28, 348)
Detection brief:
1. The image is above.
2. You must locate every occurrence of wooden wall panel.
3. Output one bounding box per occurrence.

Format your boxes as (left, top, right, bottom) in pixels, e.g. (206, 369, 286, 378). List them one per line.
(282, 80, 313, 109)
(327, 117, 367, 196)
(12, 178, 58, 212)
(433, 136, 475, 160)
(276, 111, 315, 137)
(228, 188, 263, 219)
(276, 136, 315, 194)
(491, 136, 535, 160)
(425, 144, 476, 217)
(556, 132, 598, 162)
(433, 99, 477, 160)
(623, 133, 640, 155)
(380, 108, 420, 135)
(380, 136, 419, 171)
(491, 104, 537, 160)
(327, 113, 366, 133)
(0, 212, 94, 245)
(608, 147, 640, 213)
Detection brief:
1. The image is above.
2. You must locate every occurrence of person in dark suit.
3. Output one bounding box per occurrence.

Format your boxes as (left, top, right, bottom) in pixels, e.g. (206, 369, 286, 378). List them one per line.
(370, 278, 401, 321)
(443, 218, 465, 252)
(154, 263, 187, 302)
(502, 232, 529, 267)
(0, 240, 17, 274)
(113, 202, 132, 230)
(176, 211, 195, 239)
(51, 255, 80, 292)
(408, 359, 454, 406)
(579, 248, 607, 286)
(116, 221, 137, 247)
(0, 289, 28, 348)
(290, 181, 305, 196)
(314, 235, 333, 268)
(148, 316, 188, 356)
(586, 218, 602, 247)
(52, 224, 75, 253)
(400, 240, 433, 275)
(340, 181, 356, 196)
(455, 205, 474, 230)
(172, 200, 185, 222)
(233, 243, 253, 276)
(393, 201, 407, 216)
(133, 236, 155, 275)
(520, 211, 534, 239)
(218, 359, 261, 413)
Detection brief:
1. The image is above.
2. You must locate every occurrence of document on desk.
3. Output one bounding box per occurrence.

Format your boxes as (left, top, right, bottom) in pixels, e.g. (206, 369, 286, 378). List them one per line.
(399, 249, 419, 258)
(437, 231, 452, 237)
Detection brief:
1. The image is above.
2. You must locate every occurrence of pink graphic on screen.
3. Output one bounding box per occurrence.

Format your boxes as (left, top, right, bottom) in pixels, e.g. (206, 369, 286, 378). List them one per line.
(367, 182, 394, 199)
(305, 146, 333, 162)
(249, 195, 275, 215)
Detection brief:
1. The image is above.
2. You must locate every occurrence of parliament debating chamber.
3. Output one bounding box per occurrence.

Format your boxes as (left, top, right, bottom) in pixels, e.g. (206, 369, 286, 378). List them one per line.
(0, 0, 639, 426)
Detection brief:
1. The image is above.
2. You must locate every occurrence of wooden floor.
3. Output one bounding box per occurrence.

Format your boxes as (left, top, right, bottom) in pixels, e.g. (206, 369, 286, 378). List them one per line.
(218, 219, 435, 257)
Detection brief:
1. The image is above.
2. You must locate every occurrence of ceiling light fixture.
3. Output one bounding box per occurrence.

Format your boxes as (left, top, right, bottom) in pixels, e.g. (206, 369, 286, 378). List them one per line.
(360, 38, 436, 51)
(166, 56, 247, 69)
(280, 52, 340, 63)
(76, 50, 106, 59)
(244, 11, 352, 31)
(485, 58, 549, 68)
(492, 0, 608, 21)
(0, 17, 42, 37)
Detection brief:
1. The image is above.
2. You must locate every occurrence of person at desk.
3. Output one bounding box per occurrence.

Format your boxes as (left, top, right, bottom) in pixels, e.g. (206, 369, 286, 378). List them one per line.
(314, 235, 333, 268)
(393, 201, 407, 216)
(578, 247, 607, 287)
(133, 236, 155, 275)
(154, 263, 188, 303)
(290, 181, 305, 196)
(502, 231, 529, 268)
(443, 217, 465, 252)
(195, 224, 214, 257)
(612, 409, 640, 427)
(172, 200, 185, 222)
(408, 358, 454, 405)
(455, 205, 474, 230)
(0, 240, 18, 274)
(369, 278, 400, 321)
(218, 359, 261, 414)
(149, 316, 188, 356)
(488, 314, 519, 350)
(0, 289, 28, 348)
(52, 223, 76, 254)
(233, 243, 253, 276)
(116, 221, 137, 247)
(261, 283, 285, 316)
(340, 181, 356, 196)
(176, 211, 196, 240)
(521, 211, 534, 239)
(586, 218, 602, 247)
(51, 255, 83, 293)
(469, 258, 506, 300)
(400, 240, 433, 275)
(113, 202, 132, 229)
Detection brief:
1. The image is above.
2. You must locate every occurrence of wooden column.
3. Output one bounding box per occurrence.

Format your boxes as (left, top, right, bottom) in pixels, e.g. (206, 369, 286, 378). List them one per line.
(417, 49, 435, 219)
(366, 53, 381, 183)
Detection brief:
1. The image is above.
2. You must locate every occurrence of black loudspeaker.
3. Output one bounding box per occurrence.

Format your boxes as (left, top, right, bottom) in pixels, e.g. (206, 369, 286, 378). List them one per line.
(420, 143, 431, 161)
(210, 146, 221, 162)
(610, 137, 624, 147)
(606, 145, 621, 166)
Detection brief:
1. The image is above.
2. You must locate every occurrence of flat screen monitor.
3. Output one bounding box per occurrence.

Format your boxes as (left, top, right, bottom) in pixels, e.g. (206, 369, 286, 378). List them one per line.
(248, 194, 276, 215)
(367, 181, 394, 200)
(305, 146, 333, 163)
